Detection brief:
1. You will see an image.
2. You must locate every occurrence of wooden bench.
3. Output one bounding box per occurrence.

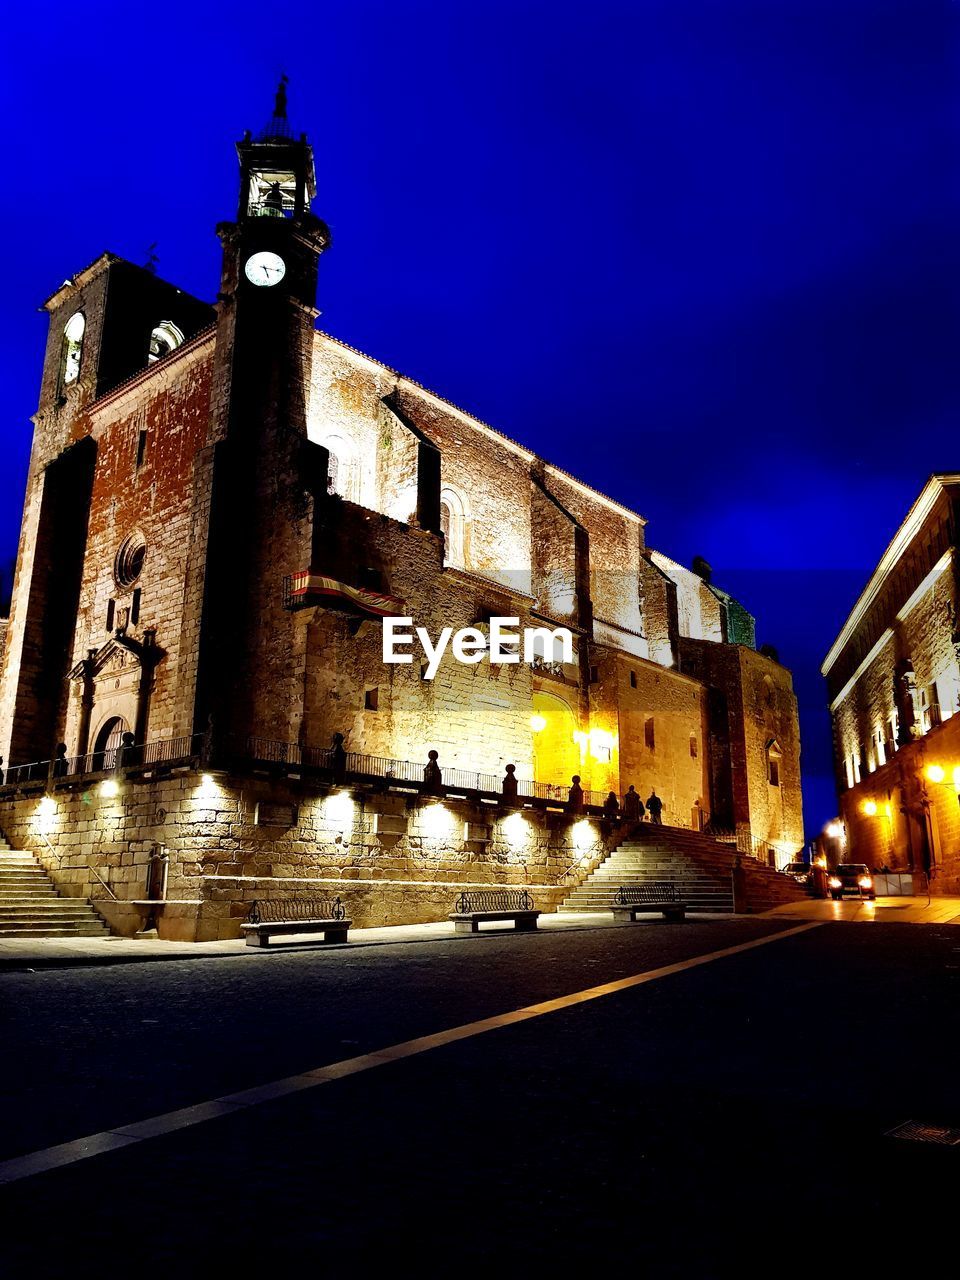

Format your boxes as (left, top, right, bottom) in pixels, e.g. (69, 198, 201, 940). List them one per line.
(241, 898, 351, 947)
(449, 889, 540, 934)
(611, 882, 687, 923)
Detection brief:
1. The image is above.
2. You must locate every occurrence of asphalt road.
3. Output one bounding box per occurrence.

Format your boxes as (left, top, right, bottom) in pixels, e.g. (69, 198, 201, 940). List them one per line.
(2, 917, 958, 1276)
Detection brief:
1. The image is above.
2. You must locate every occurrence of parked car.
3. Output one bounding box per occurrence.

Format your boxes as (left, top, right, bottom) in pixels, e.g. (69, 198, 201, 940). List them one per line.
(828, 864, 876, 901)
(783, 861, 814, 886)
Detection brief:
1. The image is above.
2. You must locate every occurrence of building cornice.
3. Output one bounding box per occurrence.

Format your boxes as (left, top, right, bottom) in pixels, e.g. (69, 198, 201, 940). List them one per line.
(822, 474, 960, 677)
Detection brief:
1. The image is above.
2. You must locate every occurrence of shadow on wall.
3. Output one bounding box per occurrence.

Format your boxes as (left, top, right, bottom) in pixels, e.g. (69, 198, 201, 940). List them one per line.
(0, 556, 13, 616)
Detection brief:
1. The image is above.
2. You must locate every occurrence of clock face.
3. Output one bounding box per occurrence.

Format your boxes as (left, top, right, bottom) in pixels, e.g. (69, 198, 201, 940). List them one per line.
(244, 251, 286, 287)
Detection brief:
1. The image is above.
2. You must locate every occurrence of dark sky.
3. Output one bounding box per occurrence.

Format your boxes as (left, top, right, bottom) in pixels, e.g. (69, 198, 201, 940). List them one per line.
(1, 1, 957, 837)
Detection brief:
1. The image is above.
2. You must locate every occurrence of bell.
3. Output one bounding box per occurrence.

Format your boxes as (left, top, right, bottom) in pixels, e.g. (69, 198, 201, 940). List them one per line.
(263, 182, 285, 215)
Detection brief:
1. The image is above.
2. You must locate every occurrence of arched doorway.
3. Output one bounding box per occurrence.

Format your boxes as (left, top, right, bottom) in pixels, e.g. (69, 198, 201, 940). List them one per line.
(92, 716, 128, 772)
(531, 692, 579, 792)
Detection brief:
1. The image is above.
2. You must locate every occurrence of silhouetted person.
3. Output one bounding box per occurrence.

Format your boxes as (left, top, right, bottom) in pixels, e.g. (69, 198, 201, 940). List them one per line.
(603, 791, 620, 820)
(330, 732, 347, 784)
(52, 743, 68, 779)
(567, 775, 584, 814)
(622, 785, 643, 822)
(424, 750, 442, 795)
(502, 763, 518, 804)
(646, 789, 664, 825)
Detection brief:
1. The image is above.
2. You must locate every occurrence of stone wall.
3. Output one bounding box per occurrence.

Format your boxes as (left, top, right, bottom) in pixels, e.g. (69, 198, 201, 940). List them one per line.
(0, 773, 606, 940)
(61, 339, 215, 753)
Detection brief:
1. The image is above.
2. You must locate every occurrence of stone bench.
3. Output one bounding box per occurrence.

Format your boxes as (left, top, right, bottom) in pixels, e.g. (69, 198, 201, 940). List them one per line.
(611, 882, 687, 923)
(241, 898, 351, 947)
(449, 889, 540, 934)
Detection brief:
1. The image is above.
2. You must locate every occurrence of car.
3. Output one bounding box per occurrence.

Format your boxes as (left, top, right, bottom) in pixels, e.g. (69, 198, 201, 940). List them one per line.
(783, 861, 814, 886)
(828, 863, 876, 900)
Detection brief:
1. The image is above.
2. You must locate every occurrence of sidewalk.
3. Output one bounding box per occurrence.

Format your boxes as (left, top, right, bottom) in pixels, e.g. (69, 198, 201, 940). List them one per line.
(764, 894, 960, 926)
(4, 897, 959, 971)
(0, 910, 631, 970)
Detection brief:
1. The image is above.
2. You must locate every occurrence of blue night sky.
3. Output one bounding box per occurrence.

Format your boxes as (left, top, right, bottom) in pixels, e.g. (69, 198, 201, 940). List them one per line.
(1, 1, 957, 836)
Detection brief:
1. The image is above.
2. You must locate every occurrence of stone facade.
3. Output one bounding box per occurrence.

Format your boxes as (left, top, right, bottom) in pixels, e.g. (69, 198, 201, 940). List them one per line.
(0, 99, 804, 929)
(0, 776, 601, 940)
(823, 475, 960, 892)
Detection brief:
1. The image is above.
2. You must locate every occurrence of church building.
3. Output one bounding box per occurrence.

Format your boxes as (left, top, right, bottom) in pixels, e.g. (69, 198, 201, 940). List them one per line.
(0, 89, 804, 937)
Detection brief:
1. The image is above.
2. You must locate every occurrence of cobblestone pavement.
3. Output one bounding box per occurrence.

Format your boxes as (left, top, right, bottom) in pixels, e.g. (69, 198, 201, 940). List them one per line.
(2, 917, 958, 1275)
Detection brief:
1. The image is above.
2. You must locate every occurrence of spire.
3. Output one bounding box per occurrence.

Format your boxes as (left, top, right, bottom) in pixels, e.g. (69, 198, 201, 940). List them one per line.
(274, 74, 288, 121)
(257, 74, 294, 142)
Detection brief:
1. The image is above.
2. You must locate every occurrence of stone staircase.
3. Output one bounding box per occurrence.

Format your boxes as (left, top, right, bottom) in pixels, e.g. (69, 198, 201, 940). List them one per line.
(0, 832, 110, 938)
(560, 824, 808, 915)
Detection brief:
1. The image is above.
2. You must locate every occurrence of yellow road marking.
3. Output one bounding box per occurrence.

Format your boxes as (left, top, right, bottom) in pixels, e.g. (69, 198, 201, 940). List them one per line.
(0, 921, 821, 1186)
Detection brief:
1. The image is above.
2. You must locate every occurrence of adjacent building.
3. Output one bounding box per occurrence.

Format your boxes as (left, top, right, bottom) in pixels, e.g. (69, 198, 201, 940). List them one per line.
(822, 474, 960, 892)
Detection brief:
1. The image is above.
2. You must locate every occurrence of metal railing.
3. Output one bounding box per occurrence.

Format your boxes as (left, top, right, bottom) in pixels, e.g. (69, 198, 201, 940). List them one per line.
(3, 729, 614, 816)
(2, 733, 204, 789)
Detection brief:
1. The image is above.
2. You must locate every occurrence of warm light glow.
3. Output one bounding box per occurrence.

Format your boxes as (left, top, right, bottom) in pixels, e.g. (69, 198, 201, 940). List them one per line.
(37, 795, 56, 818)
(926, 764, 945, 784)
(573, 726, 618, 762)
(501, 810, 532, 847)
(420, 801, 455, 840)
(571, 818, 595, 853)
(828, 876, 842, 888)
(100, 779, 120, 799)
(814, 855, 827, 868)
(862, 800, 877, 816)
(884, 802, 892, 819)
(858, 876, 873, 889)
(953, 766, 960, 791)
(322, 790, 355, 827)
(529, 714, 547, 733)
(196, 772, 221, 802)
(825, 821, 842, 839)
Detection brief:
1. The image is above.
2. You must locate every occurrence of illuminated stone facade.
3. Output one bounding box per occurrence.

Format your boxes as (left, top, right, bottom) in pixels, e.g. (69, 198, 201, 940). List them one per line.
(823, 475, 960, 893)
(0, 104, 803, 933)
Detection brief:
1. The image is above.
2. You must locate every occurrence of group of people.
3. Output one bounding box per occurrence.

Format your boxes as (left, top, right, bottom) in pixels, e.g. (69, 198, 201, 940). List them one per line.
(602, 785, 664, 825)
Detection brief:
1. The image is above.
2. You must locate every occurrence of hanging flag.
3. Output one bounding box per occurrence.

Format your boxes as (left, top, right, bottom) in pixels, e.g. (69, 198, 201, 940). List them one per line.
(289, 571, 406, 618)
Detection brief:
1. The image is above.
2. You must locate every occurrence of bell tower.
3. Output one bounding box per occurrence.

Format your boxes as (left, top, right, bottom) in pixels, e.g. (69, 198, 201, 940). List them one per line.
(194, 82, 332, 750)
(218, 76, 331, 317)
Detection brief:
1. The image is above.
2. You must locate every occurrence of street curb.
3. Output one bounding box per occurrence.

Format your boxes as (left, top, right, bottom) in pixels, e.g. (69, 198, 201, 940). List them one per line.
(0, 913, 758, 972)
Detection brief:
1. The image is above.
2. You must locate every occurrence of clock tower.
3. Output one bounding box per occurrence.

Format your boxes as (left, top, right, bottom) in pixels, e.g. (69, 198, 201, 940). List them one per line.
(194, 82, 332, 750)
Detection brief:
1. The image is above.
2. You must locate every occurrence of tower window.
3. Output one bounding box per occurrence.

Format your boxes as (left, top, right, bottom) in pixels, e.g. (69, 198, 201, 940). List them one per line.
(644, 717, 655, 751)
(364, 688, 379, 711)
(148, 321, 185, 365)
(247, 170, 297, 218)
(62, 312, 85, 386)
(689, 734, 698, 759)
(136, 431, 147, 468)
(106, 598, 115, 632)
(131, 588, 141, 626)
(767, 739, 783, 787)
(629, 670, 637, 689)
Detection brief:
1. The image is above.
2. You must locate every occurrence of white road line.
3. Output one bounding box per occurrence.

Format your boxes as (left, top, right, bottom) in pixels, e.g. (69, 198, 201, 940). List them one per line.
(0, 921, 821, 1186)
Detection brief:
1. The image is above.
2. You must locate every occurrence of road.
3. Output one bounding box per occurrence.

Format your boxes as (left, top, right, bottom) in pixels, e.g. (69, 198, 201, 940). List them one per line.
(2, 916, 958, 1275)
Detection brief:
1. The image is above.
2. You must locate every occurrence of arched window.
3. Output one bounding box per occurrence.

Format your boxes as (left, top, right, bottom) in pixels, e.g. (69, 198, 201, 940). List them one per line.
(148, 320, 185, 365)
(308, 431, 358, 501)
(62, 312, 85, 386)
(326, 450, 340, 495)
(767, 739, 783, 787)
(440, 485, 470, 567)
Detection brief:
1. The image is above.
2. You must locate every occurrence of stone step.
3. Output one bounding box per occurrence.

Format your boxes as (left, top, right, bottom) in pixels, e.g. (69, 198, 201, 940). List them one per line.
(0, 906, 104, 918)
(0, 924, 110, 937)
